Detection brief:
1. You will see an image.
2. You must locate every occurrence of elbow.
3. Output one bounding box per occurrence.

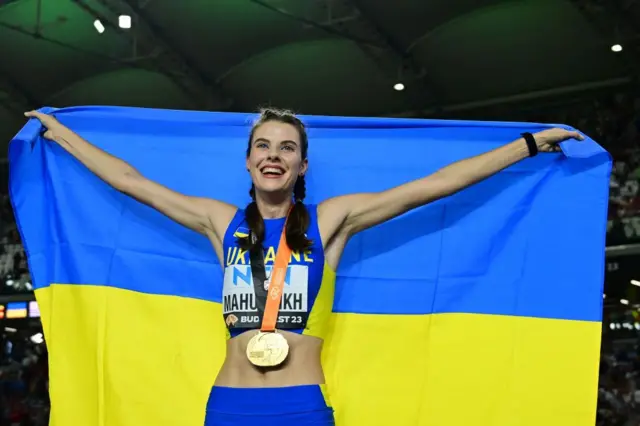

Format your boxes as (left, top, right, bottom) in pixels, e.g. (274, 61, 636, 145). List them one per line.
(114, 168, 143, 193)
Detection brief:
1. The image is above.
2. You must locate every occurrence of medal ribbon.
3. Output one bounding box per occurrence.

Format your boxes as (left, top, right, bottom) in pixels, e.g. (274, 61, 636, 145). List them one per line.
(261, 217, 293, 332)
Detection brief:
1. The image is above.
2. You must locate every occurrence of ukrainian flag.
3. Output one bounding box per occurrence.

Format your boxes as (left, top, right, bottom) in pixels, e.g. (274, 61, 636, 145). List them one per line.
(9, 106, 609, 426)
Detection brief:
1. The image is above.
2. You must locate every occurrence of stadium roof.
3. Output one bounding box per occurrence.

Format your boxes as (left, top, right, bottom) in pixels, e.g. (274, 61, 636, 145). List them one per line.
(0, 0, 637, 146)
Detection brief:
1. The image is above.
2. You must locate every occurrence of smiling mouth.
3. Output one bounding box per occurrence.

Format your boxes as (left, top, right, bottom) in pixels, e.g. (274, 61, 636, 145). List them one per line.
(260, 166, 285, 177)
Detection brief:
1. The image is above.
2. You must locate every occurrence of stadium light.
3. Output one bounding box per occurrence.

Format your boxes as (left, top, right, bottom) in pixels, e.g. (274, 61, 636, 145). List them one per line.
(394, 83, 405, 91)
(612, 44, 623, 53)
(621, 299, 629, 305)
(631, 279, 640, 287)
(94, 19, 105, 34)
(119, 15, 131, 29)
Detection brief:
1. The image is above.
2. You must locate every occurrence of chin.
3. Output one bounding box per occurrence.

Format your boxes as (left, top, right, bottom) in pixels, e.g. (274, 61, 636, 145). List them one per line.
(255, 179, 288, 194)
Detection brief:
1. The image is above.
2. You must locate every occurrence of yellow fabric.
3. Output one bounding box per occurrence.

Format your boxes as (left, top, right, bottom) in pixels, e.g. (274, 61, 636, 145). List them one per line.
(37, 284, 599, 426)
(322, 313, 600, 425)
(38, 285, 226, 426)
(319, 383, 332, 408)
(303, 263, 337, 340)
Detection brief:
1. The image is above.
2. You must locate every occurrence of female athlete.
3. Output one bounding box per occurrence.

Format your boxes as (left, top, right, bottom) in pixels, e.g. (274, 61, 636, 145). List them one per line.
(25, 108, 583, 426)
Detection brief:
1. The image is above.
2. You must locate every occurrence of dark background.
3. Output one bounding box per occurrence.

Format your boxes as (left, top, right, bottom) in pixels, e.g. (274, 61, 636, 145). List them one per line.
(1, 0, 640, 425)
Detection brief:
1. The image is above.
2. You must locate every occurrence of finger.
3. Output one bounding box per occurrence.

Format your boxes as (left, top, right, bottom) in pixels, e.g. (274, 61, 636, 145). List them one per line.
(24, 111, 43, 119)
(570, 131, 584, 140)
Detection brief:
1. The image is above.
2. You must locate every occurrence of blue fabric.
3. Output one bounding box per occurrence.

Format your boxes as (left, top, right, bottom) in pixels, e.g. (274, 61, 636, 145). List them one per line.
(223, 205, 326, 336)
(10, 105, 610, 322)
(204, 385, 334, 425)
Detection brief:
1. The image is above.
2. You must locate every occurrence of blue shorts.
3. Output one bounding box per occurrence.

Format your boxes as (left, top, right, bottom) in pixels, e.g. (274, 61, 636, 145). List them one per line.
(204, 384, 335, 426)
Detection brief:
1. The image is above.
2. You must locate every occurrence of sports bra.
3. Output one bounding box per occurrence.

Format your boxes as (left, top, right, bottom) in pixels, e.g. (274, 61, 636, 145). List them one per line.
(221, 204, 335, 340)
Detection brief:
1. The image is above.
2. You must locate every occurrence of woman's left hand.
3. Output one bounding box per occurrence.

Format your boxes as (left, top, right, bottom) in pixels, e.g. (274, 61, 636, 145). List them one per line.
(532, 128, 585, 153)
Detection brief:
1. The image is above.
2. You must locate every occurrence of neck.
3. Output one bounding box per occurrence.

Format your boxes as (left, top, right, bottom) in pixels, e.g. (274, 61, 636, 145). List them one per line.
(255, 191, 293, 219)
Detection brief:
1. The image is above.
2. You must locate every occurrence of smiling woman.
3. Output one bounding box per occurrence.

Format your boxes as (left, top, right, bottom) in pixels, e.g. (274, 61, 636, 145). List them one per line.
(212, 109, 333, 424)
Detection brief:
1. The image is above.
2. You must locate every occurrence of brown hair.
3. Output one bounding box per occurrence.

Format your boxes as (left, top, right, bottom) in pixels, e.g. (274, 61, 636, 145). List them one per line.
(238, 108, 312, 253)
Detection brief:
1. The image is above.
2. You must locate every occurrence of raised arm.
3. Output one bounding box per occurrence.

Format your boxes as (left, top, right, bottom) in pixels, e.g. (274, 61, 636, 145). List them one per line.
(24, 111, 236, 244)
(319, 128, 583, 238)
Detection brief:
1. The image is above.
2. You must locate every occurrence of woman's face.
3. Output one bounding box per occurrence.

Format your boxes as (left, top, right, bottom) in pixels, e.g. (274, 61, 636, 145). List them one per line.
(246, 121, 307, 197)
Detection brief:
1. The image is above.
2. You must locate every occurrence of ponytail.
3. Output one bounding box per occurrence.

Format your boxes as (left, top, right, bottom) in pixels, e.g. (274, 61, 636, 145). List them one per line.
(237, 176, 312, 252)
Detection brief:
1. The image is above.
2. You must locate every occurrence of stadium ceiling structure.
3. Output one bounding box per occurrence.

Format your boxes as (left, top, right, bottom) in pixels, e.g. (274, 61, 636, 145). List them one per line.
(0, 0, 638, 147)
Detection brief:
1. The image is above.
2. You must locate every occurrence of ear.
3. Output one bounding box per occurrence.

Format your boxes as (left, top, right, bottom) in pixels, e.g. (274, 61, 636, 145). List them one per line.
(299, 158, 309, 176)
(246, 157, 251, 172)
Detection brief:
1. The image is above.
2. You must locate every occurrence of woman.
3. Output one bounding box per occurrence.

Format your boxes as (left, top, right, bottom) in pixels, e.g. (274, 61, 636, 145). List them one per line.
(25, 108, 583, 426)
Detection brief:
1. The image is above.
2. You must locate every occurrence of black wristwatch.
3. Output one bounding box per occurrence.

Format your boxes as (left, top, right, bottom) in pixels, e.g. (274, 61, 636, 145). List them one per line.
(521, 132, 538, 157)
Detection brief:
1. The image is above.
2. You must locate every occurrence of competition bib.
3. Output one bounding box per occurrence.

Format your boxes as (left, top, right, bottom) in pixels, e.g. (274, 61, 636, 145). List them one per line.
(222, 253, 309, 330)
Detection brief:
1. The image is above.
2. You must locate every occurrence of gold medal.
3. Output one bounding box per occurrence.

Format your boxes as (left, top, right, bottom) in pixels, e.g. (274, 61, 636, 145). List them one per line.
(246, 331, 289, 367)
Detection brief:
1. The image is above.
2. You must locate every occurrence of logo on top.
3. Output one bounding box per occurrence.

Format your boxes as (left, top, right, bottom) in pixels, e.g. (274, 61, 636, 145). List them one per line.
(233, 227, 250, 239)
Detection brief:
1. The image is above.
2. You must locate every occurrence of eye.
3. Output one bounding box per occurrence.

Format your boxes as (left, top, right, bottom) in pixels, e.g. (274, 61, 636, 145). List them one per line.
(281, 145, 295, 152)
(256, 142, 268, 149)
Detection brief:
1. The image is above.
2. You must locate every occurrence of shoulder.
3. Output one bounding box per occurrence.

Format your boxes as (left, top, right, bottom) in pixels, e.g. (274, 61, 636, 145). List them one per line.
(317, 196, 348, 225)
(218, 206, 246, 245)
(316, 194, 367, 241)
(202, 199, 239, 240)
(317, 194, 373, 225)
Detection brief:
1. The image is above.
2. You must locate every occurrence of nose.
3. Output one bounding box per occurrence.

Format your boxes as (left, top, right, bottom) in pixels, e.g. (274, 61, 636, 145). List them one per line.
(267, 145, 281, 161)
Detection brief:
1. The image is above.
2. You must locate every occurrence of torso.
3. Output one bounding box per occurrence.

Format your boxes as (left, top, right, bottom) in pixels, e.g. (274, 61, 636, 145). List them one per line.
(214, 329, 325, 387)
(212, 203, 347, 388)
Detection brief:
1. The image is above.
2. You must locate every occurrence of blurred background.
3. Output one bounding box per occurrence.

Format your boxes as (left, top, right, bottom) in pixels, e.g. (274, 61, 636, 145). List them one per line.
(0, 0, 638, 424)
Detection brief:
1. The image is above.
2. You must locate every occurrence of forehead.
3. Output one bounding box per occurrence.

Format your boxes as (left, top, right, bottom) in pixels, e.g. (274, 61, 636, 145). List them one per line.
(252, 121, 300, 143)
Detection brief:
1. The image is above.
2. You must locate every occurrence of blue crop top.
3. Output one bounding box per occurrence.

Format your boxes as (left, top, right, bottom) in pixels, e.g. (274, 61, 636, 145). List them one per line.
(221, 204, 336, 339)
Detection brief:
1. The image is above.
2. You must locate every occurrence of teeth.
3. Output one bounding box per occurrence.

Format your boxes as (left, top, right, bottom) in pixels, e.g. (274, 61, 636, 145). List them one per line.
(263, 167, 283, 175)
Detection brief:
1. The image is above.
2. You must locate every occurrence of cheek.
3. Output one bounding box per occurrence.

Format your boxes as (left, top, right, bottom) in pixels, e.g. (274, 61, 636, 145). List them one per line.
(286, 156, 302, 172)
(248, 153, 263, 168)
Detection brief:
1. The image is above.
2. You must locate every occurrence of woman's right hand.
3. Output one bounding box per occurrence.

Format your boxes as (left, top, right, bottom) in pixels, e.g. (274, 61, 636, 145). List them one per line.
(24, 111, 62, 140)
